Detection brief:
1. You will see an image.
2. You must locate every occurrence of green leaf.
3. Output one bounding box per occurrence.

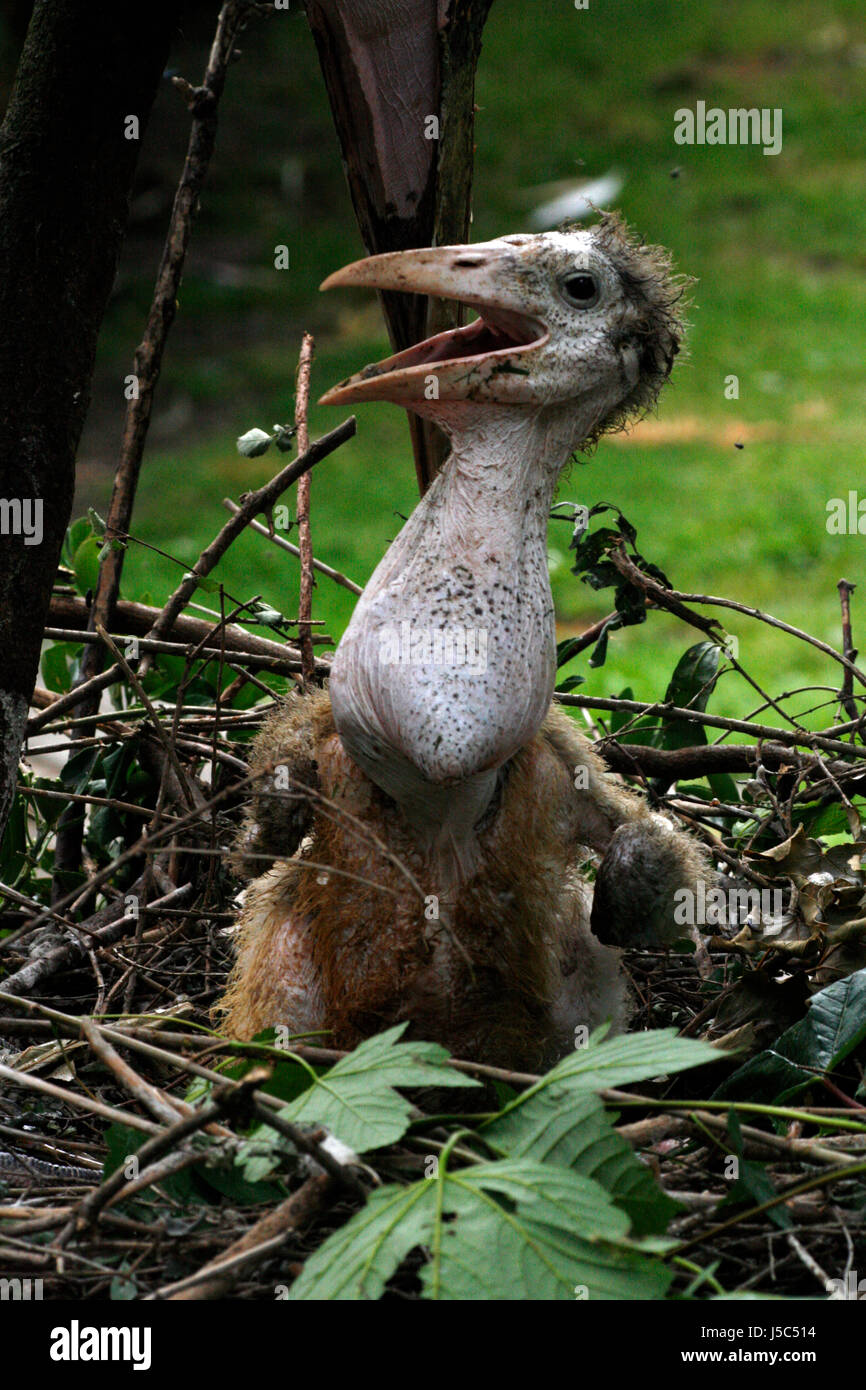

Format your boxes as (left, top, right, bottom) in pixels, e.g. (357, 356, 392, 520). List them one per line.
(717, 1162, 795, 1228)
(236, 427, 273, 457)
(480, 1030, 717, 1234)
(235, 1131, 288, 1185)
(62, 515, 93, 567)
(260, 1054, 326, 1106)
(102, 741, 136, 800)
(273, 424, 297, 453)
(714, 967, 866, 1104)
(484, 1089, 679, 1236)
(655, 642, 721, 751)
(568, 513, 657, 671)
(71, 534, 102, 595)
(792, 800, 862, 838)
(41, 642, 81, 694)
(181, 571, 219, 596)
(556, 637, 586, 668)
(110, 1267, 139, 1301)
(278, 1023, 478, 1153)
(664, 641, 721, 713)
(87, 804, 121, 851)
(525, 1028, 721, 1095)
(28, 779, 67, 829)
(194, 1159, 284, 1206)
(59, 746, 100, 794)
(609, 687, 636, 734)
(252, 605, 285, 627)
(717, 1114, 791, 1230)
(103, 1123, 143, 1179)
(606, 683, 691, 748)
(289, 1157, 671, 1301)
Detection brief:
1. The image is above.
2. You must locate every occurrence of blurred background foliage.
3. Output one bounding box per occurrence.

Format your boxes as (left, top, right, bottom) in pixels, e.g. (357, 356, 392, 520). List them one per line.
(3, 0, 866, 718)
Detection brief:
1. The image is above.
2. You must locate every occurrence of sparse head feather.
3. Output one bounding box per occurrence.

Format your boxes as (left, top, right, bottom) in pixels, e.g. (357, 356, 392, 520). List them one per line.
(581, 210, 692, 441)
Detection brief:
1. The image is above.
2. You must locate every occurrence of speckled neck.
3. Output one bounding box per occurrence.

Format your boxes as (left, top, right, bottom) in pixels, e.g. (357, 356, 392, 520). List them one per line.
(329, 402, 593, 860)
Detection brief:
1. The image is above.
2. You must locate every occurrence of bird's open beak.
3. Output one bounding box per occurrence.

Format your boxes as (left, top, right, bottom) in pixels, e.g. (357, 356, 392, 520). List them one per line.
(318, 242, 549, 407)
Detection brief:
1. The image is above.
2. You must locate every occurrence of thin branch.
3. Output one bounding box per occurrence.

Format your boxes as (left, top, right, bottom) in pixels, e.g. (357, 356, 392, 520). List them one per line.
(221, 501, 362, 594)
(607, 543, 810, 732)
(664, 581, 866, 691)
(294, 333, 316, 683)
(49, 1, 270, 900)
(838, 579, 858, 721)
(46, 593, 325, 658)
(0, 883, 193, 996)
(80, 1019, 191, 1128)
(557, 691, 866, 760)
(161, 1176, 334, 1300)
(0, 1059, 162, 1138)
(96, 624, 201, 812)
(671, 1159, 866, 1258)
(61, 1069, 267, 1241)
(28, 661, 124, 737)
(598, 738, 802, 780)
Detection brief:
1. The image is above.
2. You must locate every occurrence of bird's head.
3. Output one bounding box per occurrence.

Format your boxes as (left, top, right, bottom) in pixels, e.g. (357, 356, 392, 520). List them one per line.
(319, 212, 689, 445)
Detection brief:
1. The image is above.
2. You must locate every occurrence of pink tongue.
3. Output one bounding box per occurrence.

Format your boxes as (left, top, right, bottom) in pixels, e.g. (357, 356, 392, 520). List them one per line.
(404, 309, 528, 370)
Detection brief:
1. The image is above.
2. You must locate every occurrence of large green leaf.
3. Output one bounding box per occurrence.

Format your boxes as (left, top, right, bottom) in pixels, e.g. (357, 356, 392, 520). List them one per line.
(71, 533, 102, 595)
(714, 968, 866, 1104)
(41, 641, 80, 694)
(285, 1029, 720, 1299)
(278, 1023, 479, 1153)
(481, 1030, 718, 1235)
(484, 1090, 679, 1236)
(524, 1027, 721, 1094)
(654, 641, 720, 751)
(289, 1158, 671, 1301)
(664, 641, 720, 713)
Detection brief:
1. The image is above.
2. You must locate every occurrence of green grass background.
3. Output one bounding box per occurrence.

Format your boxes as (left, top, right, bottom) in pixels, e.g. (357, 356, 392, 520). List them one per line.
(67, 0, 866, 726)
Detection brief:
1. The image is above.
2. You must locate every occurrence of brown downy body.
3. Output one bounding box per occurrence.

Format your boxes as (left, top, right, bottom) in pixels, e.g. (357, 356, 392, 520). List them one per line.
(221, 692, 711, 1069)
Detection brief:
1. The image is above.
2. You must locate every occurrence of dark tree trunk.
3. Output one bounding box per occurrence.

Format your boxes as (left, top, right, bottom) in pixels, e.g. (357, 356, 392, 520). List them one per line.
(0, 0, 181, 844)
(304, 0, 494, 494)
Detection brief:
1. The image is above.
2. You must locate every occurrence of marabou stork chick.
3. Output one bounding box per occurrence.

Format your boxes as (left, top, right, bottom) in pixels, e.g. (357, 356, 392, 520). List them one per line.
(220, 213, 713, 1069)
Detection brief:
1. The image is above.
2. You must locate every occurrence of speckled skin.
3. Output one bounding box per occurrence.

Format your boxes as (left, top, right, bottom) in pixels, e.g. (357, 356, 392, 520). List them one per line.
(219, 216, 711, 1064)
(329, 408, 575, 875)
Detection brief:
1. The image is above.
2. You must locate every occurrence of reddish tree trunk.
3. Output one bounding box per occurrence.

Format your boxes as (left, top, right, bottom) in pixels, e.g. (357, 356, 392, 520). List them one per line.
(304, 0, 494, 494)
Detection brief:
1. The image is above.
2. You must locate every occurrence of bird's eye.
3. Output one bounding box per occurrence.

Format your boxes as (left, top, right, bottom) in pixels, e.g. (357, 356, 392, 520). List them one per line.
(560, 272, 600, 309)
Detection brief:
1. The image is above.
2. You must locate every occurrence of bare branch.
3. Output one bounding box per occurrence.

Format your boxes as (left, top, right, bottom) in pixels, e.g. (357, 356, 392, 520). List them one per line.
(294, 333, 317, 684)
